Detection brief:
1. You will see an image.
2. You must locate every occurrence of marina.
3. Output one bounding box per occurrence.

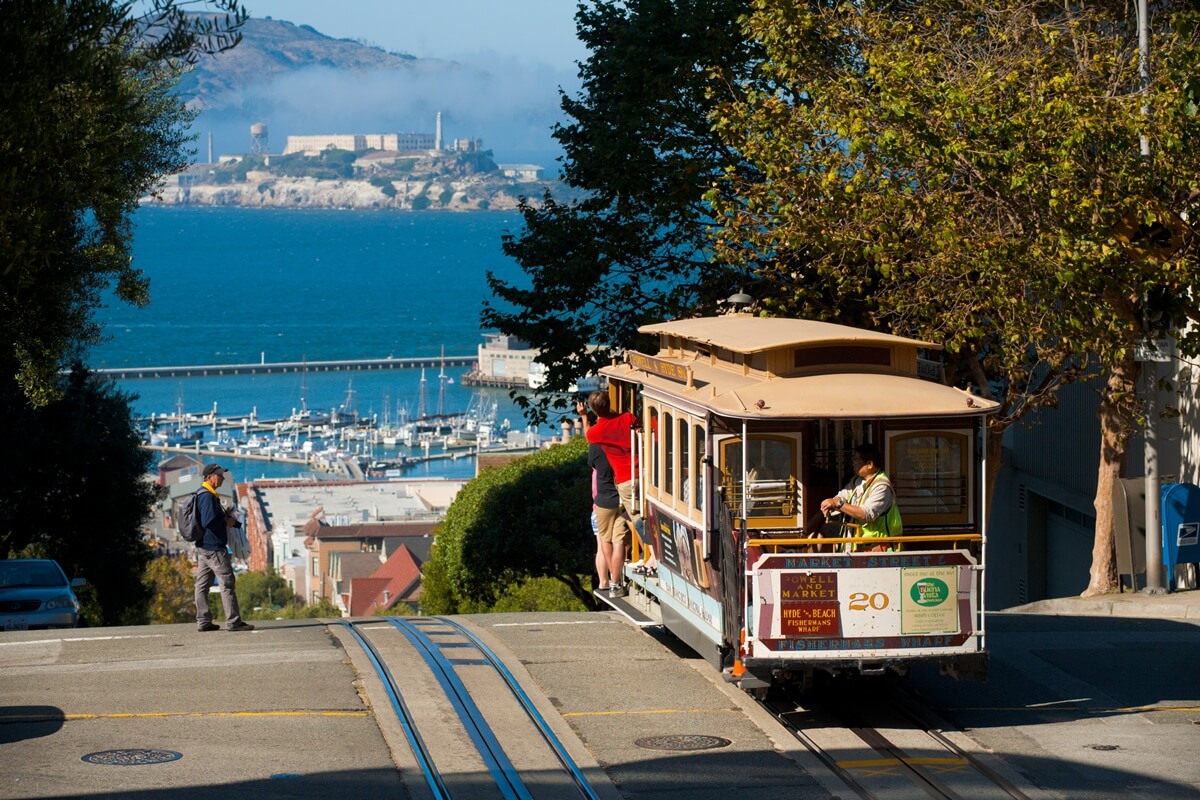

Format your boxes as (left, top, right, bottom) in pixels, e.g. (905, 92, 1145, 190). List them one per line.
(137, 375, 556, 482)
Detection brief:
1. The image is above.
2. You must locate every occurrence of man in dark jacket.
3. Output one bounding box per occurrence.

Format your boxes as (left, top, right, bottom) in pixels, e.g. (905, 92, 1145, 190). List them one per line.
(194, 464, 254, 632)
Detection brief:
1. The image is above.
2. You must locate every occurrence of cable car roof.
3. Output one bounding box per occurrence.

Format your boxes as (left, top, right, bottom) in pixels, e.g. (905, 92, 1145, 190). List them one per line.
(602, 315, 998, 419)
(639, 316, 939, 353)
(603, 362, 997, 419)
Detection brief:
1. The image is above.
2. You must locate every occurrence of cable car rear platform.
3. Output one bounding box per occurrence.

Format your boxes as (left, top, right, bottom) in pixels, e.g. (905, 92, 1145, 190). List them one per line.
(2, 590, 1199, 799)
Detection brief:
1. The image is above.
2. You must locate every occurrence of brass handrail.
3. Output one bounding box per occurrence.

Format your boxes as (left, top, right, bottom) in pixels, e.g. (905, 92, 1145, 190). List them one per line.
(747, 532, 982, 547)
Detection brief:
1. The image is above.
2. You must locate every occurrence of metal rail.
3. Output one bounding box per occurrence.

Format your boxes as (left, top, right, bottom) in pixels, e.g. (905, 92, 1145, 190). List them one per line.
(339, 616, 601, 800)
(335, 619, 448, 800)
(763, 690, 1034, 800)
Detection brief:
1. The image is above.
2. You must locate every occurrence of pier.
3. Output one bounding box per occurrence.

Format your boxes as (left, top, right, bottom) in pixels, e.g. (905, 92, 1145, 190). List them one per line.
(95, 354, 474, 381)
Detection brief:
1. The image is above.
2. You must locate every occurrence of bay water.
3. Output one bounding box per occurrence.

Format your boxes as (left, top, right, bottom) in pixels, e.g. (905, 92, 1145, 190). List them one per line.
(92, 206, 559, 482)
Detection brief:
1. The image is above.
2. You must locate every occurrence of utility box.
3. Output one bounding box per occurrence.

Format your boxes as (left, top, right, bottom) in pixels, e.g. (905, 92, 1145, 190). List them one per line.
(1160, 483, 1200, 591)
(1113, 477, 1146, 590)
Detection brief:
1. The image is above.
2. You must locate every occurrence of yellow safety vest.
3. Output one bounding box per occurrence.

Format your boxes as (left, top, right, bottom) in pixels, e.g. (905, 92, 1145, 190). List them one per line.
(843, 471, 902, 551)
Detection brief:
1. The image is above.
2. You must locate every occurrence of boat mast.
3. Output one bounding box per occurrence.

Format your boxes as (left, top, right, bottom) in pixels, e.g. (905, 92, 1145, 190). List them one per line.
(437, 346, 446, 418)
(418, 368, 427, 420)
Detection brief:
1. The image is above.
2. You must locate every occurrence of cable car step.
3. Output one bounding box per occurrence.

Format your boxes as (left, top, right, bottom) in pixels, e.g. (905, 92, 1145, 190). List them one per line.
(593, 590, 658, 627)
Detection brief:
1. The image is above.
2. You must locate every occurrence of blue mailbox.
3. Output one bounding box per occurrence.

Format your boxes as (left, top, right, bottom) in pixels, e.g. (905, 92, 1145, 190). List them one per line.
(1160, 483, 1200, 588)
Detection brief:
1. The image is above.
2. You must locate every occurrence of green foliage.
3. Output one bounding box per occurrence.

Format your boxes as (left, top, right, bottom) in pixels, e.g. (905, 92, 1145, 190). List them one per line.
(490, 576, 590, 613)
(369, 176, 398, 198)
(373, 602, 416, 616)
(418, 544, 457, 614)
(485, 0, 758, 423)
(0, 0, 245, 407)
(274, 598, 341, 619)
(709, 0, 1200, 594)
(427, 437, 593, 610)
(2, 367, 157, 625)
(236, 569, 293, 615)
(439, 187, 455, 205)
(144, 554, 194, 624)
(411, 194, 431, 211)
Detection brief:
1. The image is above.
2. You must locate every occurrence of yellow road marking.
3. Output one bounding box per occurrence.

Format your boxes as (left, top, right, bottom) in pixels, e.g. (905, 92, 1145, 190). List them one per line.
(0, 710, 370, 722)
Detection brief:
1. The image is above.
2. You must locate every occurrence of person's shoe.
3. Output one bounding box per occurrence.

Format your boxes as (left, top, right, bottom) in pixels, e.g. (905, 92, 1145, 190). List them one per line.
(197, 622, 219, 632)
(609, 584, 628, 598)
(226, 621, 255, 632)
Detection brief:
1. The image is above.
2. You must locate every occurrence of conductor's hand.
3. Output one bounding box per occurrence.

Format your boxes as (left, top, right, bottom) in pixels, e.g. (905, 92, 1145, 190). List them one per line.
(819, 497, 839, 514)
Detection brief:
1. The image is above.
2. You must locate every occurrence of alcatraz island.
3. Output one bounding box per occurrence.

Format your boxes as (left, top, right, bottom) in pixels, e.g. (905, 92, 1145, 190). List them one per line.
(145, 121, 573, 212)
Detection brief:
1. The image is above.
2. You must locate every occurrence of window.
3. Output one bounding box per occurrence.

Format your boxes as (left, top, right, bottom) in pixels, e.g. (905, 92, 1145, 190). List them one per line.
(678, 416, 689, 506)
(664, 411, 674, 494)
(693, 424, 705, 512)
(887, 430, 972, 525)
(649, 407, 660, 489)
(719, 435, 799, 526)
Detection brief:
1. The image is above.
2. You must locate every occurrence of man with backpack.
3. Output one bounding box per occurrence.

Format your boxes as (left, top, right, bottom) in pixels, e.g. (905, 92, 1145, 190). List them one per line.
(194, 464, 254, 632)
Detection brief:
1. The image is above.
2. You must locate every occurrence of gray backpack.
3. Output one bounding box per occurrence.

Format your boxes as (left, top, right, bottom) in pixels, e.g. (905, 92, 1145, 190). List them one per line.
(177, 491, 205, 543)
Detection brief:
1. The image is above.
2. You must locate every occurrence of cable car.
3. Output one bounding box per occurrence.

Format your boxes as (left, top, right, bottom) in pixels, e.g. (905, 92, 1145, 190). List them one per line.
(598, 314, 999, 693)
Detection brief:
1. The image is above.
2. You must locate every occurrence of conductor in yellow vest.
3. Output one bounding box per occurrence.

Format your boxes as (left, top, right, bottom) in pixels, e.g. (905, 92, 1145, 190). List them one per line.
(819, 444, 902, 552)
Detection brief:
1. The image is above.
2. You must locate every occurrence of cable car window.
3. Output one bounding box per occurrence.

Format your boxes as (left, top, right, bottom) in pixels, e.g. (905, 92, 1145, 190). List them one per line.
(664, 411, 674, 494)
(720, 436, 798, 523)
(693, 424, 705, 512)
(676, 417, 686, 503)
(649, 407, 660, 490)
(887, 430, 972, 525)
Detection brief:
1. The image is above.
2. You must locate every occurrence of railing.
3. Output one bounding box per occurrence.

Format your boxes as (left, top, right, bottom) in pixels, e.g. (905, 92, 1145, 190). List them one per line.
(747, 531, 983, 553)
(721, 476, 798, 518)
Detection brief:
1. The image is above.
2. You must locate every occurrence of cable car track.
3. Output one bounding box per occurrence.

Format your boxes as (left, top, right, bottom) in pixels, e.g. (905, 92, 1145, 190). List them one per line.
(337, 617, 601, 800)
(762, 688, 1034, 800)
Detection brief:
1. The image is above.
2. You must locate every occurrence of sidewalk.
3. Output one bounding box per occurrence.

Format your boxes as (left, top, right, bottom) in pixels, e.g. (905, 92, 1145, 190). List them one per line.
(1000, 585, 1200, 620)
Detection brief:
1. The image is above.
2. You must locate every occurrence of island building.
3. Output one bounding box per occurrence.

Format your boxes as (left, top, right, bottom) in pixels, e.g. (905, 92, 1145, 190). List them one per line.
(282, 129, 485, 158)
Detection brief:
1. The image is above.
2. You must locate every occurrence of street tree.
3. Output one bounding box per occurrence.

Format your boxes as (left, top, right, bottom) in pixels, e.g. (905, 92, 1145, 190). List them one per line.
(709, 0, 1200, 595)
(485, 0, 757, 424)
(427, 437, 594, 610)
(236, 569, 293, 615)
(2, 367, 159, 624)
(0, 0, 246, 407)
(0, 0, 245, 623)
(145, 553, 194, 624)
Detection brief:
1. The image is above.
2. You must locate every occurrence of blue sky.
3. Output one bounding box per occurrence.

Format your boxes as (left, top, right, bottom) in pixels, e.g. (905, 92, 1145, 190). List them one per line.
(242, 0, 588, 70)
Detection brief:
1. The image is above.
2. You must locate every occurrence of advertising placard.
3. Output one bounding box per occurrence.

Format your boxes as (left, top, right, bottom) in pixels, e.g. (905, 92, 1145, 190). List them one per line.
(900, 566, 959, 635)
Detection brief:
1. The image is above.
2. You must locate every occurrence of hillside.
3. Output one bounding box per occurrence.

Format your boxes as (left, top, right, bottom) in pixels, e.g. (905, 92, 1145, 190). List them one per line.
(179, 16, 439, 113)
(160, 15, 575, 211)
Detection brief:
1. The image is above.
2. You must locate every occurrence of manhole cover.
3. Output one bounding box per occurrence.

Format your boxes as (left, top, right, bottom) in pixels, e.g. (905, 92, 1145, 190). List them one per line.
(634, 734, 732, 751)
(1089, 745, 1120, 752)
(81, 749, 183, 765)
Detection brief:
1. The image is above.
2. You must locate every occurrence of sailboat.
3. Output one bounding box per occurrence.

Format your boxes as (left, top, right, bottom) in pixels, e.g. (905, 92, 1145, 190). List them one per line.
(286, 358, 329, 428)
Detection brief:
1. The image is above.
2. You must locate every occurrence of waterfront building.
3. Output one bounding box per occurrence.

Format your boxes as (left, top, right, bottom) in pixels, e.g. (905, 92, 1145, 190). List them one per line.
(462, 333, 538, 389)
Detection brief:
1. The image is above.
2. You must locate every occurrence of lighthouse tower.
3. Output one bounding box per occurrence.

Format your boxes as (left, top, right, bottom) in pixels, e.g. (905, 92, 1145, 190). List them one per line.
(435, 111, 443, 152)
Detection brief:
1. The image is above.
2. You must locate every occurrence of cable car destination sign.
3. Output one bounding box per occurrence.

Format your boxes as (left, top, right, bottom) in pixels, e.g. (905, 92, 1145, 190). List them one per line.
(627, 351, 692, 383)
(749, 551, 977, 656)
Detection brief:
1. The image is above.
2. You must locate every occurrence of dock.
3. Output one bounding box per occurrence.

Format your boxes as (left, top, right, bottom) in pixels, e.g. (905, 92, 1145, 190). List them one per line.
(95, 354, 474, 380)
